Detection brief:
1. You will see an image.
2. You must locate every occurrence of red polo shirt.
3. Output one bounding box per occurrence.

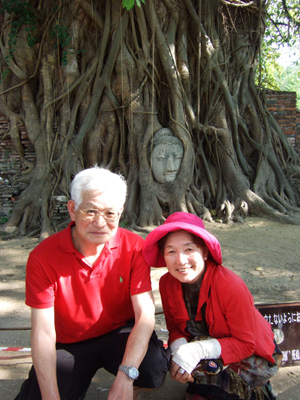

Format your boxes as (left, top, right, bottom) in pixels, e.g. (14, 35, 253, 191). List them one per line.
(26, 223, 151, 343)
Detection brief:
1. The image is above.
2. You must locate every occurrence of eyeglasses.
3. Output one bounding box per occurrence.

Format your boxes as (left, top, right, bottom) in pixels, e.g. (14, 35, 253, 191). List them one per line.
(79, 208, 120, 222)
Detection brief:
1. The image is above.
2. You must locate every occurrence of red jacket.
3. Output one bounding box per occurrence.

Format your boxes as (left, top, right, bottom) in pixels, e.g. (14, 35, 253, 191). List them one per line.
(159, 260, 275, 365)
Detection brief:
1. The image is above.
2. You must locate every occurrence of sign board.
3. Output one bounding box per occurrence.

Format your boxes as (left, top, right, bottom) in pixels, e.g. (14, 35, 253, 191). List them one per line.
(257, 301, 300, 367)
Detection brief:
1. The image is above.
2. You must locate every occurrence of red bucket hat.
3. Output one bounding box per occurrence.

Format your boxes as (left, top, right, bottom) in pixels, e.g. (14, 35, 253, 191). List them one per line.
(143, 212, 222, 267)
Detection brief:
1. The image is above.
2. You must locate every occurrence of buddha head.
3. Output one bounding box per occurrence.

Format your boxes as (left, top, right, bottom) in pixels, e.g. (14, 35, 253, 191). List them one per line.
(150, 128, 183, 183)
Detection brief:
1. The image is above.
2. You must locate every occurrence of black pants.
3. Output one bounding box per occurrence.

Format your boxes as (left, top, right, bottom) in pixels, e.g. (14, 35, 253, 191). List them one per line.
(14, 323, 170, 400)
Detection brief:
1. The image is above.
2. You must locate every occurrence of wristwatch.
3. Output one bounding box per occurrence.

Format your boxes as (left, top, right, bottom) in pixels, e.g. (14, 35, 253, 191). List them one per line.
(118, 365, 139, 380)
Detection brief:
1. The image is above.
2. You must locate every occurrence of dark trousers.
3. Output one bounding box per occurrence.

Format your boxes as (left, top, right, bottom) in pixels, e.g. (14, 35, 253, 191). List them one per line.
(14, 323, 170, 400)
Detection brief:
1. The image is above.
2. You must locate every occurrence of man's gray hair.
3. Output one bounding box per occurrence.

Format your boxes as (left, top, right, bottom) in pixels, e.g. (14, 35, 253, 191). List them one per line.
(70, 166, 127, 209)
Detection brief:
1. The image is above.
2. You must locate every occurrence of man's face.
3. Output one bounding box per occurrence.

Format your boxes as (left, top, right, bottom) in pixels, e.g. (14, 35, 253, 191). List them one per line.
(68, 190, 122, 247)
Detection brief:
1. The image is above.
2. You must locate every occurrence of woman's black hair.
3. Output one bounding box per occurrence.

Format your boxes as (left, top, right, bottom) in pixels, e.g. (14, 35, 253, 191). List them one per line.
(158, 230, 206, 255)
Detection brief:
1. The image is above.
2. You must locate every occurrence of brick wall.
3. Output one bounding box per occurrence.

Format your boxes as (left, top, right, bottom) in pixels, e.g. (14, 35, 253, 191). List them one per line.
(0, 115, 32, 222)
(0, 115, 69, 224)
(265, 90, 298, 149)
(296, 110, 300, 151)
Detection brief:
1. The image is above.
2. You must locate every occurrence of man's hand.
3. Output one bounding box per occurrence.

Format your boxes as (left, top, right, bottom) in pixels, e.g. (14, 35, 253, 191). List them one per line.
(108, 371, 134, 400)
(108, 291, 155, 399)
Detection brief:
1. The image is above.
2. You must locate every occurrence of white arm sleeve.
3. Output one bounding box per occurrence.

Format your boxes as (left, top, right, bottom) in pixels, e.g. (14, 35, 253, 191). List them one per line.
(172, 338, 221, 374)
(170, 337, 188, 355)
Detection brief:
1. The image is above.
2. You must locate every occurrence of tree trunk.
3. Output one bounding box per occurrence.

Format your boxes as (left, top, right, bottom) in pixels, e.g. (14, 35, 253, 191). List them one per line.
(0, 0, 299, 238)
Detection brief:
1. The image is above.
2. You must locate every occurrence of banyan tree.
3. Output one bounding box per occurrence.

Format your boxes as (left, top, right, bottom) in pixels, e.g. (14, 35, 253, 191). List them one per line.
(0, 0, 300, 238)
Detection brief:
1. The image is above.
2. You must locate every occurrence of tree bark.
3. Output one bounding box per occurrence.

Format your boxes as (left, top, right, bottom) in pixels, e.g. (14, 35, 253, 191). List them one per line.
(0, 0, 299, 238)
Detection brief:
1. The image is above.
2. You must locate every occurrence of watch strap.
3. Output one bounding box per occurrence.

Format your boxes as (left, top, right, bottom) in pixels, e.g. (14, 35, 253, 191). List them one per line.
(118, 365, 139, 380)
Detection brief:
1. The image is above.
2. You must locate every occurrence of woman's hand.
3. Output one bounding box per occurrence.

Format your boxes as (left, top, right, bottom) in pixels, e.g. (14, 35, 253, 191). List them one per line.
(172, 338, 221, 374)
(170, 360, 194, 383)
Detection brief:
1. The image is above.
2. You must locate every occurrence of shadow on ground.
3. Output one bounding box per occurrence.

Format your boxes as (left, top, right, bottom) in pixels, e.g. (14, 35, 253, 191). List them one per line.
(2, 348, 300, 400)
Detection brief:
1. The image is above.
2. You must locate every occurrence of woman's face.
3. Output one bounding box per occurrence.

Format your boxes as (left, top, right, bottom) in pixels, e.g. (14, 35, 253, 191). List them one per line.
(163, 230, 208, 284)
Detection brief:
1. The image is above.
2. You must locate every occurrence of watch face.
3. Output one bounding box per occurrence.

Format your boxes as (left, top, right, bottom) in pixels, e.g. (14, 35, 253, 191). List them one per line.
(129, 367, 139, 379)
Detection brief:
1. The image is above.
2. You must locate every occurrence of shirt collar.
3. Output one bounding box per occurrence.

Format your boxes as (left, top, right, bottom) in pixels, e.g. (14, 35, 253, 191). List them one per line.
(59, 221, 120, 254)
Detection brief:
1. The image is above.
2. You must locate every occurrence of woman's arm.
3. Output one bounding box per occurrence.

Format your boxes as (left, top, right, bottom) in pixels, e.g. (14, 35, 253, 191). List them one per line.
(210, 272, 257, 364)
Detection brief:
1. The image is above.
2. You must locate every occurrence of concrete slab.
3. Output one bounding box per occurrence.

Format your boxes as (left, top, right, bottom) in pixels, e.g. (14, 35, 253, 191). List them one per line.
(1, 230, 300, 399)
(2, 348, 300, 400)
(1, 301, 300, 399)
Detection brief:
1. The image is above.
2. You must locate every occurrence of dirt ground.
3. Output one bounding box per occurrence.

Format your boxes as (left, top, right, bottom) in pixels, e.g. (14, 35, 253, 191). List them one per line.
(1, 216, 300, 399)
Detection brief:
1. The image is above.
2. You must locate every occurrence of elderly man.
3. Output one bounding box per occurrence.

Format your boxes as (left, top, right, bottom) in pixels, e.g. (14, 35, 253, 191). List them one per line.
(15, 167, 169, 400)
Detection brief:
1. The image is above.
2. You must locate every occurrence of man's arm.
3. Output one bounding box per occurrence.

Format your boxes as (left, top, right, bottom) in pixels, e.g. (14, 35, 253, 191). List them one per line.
(108, 290, 155, 400)
(31, 307, 60, 400)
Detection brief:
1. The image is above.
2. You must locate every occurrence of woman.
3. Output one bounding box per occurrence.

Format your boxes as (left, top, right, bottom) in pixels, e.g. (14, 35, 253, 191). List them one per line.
(143, 212, 281, 400)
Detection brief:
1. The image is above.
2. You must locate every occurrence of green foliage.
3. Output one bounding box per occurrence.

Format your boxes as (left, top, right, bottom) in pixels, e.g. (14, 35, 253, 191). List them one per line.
(51, 24, 73, 66)
(0, 214, 9, 225)
(264, 0, 300, 48)
(257, 43, 300, 108)
(0, 68, 10, 83)
(275, 64, 300, 108)
(119, 221, 129, 228)
(257, 0, 300, 106)
(122, 0, 145, 11)
(256, 44, 282, 90)
(0, 208, 11, 225)
(0, 0, 37, 58)
(0, 1, 73, 67)
(0, 0, 38, 83)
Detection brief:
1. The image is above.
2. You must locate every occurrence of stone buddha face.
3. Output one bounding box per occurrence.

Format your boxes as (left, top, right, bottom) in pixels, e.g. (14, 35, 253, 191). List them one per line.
(150, 129, 183, 183)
